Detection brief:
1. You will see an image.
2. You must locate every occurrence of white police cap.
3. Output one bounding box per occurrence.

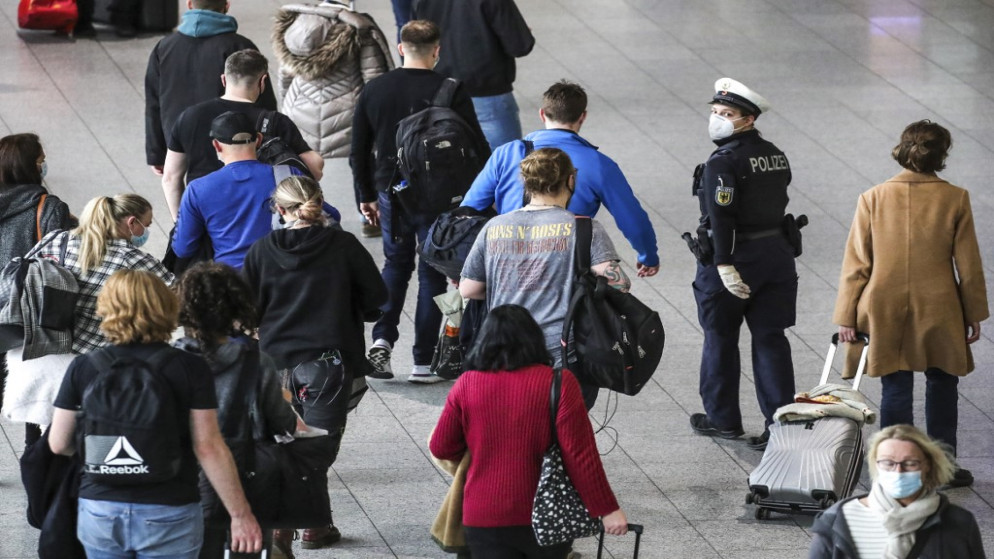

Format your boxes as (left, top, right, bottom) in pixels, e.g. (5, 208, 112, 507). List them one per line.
(710, 77, 770, 116)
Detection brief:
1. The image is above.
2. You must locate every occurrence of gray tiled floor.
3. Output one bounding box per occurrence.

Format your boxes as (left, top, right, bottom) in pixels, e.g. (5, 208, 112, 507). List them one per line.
(2, 0, 994, 557)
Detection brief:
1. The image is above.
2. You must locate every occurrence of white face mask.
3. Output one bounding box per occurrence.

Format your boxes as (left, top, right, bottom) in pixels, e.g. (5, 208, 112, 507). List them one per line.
(709, 114, 747, 141)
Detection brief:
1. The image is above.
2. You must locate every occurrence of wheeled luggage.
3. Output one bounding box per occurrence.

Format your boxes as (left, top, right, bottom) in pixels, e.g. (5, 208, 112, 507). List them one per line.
(596, 524, 644, 558)
(93, 0, 178, 31)
(747, 333, 869, 519)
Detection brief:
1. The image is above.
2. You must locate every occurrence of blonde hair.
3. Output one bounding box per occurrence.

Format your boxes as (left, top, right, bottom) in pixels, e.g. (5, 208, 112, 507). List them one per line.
(867, 425, 957, 492)
(73, 194, 152, 275)
(519, 148, 575, 197)
(97, 270, 178, 345)
(272, 175, 325, 225)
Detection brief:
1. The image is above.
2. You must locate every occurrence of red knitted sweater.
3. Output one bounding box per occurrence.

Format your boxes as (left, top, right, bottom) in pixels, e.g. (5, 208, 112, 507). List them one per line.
(429, 365, 619, 527)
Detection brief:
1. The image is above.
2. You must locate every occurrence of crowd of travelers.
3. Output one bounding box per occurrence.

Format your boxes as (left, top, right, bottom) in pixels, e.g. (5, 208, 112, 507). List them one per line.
(1, 0, 989, 558)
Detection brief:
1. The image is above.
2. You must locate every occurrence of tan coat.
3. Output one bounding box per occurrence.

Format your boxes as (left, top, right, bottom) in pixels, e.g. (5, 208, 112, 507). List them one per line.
(833, 170, 989, 377)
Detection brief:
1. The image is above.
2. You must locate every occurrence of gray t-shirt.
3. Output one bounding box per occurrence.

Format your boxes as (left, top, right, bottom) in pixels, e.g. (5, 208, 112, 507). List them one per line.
(461, 207, 619, 358)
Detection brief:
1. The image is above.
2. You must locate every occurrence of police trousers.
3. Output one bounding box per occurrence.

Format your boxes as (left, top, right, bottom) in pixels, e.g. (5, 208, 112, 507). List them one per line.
(692, 235, 797, 430)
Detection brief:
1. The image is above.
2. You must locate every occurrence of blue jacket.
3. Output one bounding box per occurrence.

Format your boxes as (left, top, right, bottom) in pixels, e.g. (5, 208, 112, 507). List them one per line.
(173, 161, 282, 270)
(461, 128, 659, 267)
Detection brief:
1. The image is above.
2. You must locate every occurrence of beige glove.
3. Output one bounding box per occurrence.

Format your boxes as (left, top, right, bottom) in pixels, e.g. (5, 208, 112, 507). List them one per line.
(717, 265, 751, 299)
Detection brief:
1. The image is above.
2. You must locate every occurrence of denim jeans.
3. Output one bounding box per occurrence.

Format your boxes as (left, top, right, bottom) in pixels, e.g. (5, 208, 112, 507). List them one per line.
(77, 499, 203, 559)
(880, 368, 960, 453)
(373, 192, 447, 365)
(471, 92, 523, 150)
(390, 0, 413, 42)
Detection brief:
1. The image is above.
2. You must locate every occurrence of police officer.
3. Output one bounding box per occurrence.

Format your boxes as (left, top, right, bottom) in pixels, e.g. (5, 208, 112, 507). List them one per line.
(688, 78, 797, 451)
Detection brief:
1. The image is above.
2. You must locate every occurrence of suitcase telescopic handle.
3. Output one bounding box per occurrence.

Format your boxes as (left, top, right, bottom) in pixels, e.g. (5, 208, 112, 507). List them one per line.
(821, 332, 870, 390)
(597, 524, 644, 559)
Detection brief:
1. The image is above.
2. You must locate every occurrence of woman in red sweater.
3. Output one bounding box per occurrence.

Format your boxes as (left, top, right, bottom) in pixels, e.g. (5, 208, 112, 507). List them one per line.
(430, 304, 627, 558)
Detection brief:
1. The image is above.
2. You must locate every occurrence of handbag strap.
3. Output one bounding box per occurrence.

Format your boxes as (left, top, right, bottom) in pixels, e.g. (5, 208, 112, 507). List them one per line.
(573, 216, 593, 279)
(548, 368, 563, 448)
(35, 194, 47, 243)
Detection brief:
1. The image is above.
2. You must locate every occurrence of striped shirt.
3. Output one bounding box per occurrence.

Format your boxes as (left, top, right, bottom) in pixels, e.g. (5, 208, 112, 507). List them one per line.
(842, 498, 888, 558)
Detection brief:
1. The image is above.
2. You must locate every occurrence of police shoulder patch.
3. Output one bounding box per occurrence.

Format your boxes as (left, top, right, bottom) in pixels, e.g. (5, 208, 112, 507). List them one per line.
(715, 176, 733, 206)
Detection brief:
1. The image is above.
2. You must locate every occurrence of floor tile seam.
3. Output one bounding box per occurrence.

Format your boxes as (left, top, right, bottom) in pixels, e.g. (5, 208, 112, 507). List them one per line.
(892, 0, 994, 67)
(549, 0, 872, 242)
(765, 0, 994, 169)
(9, 38, 139, 195)
(361, 381, 452, 485)
(93, 38, 145, 101)
(328, 466, 400, 558)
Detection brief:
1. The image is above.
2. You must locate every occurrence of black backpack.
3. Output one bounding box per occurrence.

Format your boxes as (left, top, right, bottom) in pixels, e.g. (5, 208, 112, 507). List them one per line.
(256, 110, 313, 178)
(79, 347, 183, 485)
(561, 217, 665, 396)
(393, 78, 487, 217)
(419, 205, 497, 281)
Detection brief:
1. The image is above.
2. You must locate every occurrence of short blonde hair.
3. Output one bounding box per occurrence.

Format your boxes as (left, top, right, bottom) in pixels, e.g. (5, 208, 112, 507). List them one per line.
(272, 175, 325, 225)
(97, 270, 178, 345)
(867, 424, 956, 492)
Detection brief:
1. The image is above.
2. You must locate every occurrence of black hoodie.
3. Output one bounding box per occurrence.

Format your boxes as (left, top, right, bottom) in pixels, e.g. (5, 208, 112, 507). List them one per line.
(242, 225, 387, 371)
(0, 184, 74, 266)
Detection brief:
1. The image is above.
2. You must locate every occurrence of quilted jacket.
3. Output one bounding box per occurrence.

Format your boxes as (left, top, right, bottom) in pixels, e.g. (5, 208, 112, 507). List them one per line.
(273, 3, 395, 158)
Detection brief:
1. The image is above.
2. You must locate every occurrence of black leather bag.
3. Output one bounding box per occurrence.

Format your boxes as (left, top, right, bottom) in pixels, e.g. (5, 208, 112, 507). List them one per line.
(221, 345, 335, 529)
(419, 206, 497, 281)
(532, 369, 602, 546)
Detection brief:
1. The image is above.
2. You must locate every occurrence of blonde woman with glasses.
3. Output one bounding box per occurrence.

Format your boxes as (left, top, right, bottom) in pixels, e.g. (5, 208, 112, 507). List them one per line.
(809, 425, 985, 558)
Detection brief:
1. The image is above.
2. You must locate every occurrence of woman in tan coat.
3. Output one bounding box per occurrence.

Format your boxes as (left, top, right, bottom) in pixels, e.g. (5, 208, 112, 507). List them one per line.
(834, 120, 988, 488)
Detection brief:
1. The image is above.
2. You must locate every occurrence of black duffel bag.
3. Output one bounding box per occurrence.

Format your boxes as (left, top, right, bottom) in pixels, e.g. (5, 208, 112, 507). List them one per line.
(419, 206, 497, 281)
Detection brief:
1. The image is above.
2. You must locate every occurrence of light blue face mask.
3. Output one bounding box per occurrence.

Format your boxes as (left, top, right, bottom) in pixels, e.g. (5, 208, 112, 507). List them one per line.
(877, 469, 923, 499)
(131, 220, 150, 248)
(39, 161, 48, 179)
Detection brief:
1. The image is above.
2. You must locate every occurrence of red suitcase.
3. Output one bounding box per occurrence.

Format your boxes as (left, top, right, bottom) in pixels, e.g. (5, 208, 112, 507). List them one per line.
(17, 0, 78, 33)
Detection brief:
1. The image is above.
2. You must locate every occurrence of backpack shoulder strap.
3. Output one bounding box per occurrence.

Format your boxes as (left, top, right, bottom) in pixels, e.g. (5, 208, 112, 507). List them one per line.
(522, 139, 535, 155)
(58, 231, 69, 266)
(519, 140, 536, 207)
(87, 347, 116, 375)
(35, 194, 47, 243)
(255, 110, 275, 136)
(431, 78, 459, 108)
(273, 164, 295, 187)
(573, 216, 593, 277)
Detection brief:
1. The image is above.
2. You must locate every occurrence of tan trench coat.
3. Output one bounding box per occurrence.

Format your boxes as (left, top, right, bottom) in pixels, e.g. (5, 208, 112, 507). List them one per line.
(833, 170, 989, 377)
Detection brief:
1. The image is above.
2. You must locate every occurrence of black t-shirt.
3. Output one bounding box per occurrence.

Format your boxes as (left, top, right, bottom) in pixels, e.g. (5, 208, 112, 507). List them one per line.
(167, 98, 311, 182)
(53, 343, 218, 505)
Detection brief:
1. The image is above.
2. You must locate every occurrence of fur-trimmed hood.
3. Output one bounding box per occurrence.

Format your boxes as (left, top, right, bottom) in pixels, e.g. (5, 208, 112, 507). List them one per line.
(273, 4, 377, 82)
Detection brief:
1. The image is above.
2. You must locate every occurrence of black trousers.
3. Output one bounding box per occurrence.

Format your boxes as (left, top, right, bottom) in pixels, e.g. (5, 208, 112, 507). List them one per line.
(463, 526, 571, 559)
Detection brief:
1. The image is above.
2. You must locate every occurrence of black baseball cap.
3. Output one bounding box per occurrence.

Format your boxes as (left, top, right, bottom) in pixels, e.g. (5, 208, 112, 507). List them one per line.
(209, 111, 258, 145)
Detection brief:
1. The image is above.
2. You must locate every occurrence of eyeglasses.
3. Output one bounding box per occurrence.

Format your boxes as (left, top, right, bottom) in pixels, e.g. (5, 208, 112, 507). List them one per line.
(876, 459, 923, 472)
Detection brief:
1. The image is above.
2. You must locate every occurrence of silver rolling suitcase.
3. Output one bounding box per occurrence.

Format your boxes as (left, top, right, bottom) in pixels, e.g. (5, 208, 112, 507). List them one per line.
(746, 333, 869, 519)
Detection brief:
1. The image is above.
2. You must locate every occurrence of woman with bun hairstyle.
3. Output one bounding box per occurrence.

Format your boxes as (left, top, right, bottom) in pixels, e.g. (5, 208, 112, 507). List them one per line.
(459, 147, 628, 409)
(3, 194, 173, 444)
(834, 120, 988, 488)
(242, 175, 386, 551)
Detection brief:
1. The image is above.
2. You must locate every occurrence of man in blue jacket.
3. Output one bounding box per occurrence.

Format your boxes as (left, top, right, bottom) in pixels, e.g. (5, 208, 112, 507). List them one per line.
(461, 80, 660, 276)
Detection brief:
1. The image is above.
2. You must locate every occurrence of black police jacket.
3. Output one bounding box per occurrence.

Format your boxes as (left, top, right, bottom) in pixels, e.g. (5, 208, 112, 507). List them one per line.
(696, 129, 791, 265)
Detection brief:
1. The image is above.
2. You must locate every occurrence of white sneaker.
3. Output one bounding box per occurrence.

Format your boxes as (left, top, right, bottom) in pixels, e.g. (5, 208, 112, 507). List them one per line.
(367, 340, 394, 379)
(408, 365, 445, 384)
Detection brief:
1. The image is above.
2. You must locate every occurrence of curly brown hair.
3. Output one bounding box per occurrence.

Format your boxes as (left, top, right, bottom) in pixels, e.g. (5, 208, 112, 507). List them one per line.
(176, 262, 258, 353)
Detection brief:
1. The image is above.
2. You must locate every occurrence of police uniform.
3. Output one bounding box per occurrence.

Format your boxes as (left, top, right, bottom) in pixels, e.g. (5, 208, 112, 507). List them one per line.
(690, 78, 797, 441)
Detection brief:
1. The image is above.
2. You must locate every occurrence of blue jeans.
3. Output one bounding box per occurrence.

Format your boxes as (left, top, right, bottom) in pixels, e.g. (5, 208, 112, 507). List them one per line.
(77, 499, 203, 559)
(391, 0, 412, 42)
(472, 92, 523, 150)
(880, 368, 960, 453)
(373, 192, 447, 365)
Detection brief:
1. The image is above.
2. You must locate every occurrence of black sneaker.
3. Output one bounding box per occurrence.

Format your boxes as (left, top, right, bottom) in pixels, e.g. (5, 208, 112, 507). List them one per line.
(690, 413, 744, 439)
(366, 343, 394, 379)
(945, 468, 974, 489)
(747, 429, 770, 451)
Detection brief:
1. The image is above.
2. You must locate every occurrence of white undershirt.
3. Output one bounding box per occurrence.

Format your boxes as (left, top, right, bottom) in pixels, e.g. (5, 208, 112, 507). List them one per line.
(842, 499, 888, 558)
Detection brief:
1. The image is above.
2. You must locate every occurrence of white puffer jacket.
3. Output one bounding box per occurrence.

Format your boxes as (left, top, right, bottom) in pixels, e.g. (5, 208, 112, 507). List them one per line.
(273, 3, 394, 158)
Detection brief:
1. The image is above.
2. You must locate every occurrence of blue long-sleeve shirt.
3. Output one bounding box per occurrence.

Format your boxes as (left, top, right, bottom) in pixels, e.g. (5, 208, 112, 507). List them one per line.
(461, 128, 659, 267)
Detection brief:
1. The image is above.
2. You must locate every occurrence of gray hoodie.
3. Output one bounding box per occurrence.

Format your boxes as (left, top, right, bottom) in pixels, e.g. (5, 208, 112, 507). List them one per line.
(0, 184, 74, 266)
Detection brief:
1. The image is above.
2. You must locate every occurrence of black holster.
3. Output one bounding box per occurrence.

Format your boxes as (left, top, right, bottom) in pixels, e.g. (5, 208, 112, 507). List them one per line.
(681, 223, 713, 266)
(782, 213, 808, 257)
